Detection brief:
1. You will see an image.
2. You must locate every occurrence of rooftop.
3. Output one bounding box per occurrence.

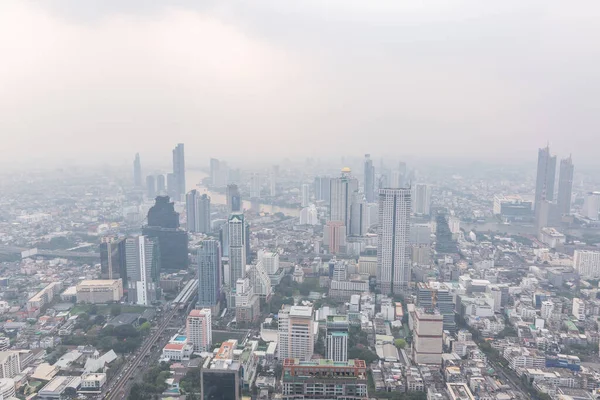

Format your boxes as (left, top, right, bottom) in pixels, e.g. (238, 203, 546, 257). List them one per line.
(77, 279, 120, 287)
(290, 305, 313, 317)
(188, 309, 210, 318)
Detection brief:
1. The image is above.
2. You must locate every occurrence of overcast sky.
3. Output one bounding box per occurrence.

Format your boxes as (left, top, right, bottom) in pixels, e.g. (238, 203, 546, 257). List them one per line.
(1, 1, 599, 169)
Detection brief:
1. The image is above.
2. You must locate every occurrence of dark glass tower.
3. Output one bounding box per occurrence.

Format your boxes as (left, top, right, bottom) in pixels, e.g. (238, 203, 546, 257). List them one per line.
(226, 184, 242, 214)
(435, 213, 457, 254)
(100, 237, 127, 288)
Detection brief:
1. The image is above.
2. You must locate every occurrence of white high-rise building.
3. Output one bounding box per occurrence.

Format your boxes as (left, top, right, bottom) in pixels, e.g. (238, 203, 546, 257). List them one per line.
(278, 305, 314, 361)
(300, 205, 319, 225)
(0, 352, 20, 379)
(377, 188, 411, 295)
(329, 168, 359, 227)
(125, 236, 159, 306)
(574, 250, 600, 279)
(227, 213, 246, 308)
(186, 190, 211, 233)
(326, 315, 349, 362)
(412, 309, 443, 365)
(250, 260, 272, 298)
(413, 184, 431, 216)
(186, 309, 212, 352)
(258, 250, 280, 275)
(572, 298, 585, 321)
(540, 300, 554, 320)
(583, 192, 600, 220)
(250, 173, 261, 199)
(301, 184, 310, 207)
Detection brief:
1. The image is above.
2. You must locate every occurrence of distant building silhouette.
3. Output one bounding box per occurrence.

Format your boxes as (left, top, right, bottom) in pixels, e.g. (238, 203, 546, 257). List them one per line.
(535, 145, 557, 206)
(100, 237, 127, 289)
(226, 184, 242, 214)
(172, 143, 186, 201)
(364, 154, 375, 203)
(133, 153, 142, 187)
(187, 190, 211, 233)
(557, 156, 574, 216)
(142, 196, 188, 271)
(435, 213, 457, 254)
(146, 175, 156, 199)
(156, 174, 166, 194)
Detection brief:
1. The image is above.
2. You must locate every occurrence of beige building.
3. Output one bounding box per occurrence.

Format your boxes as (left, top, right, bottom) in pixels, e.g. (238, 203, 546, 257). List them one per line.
(412, 308, 443, 365)
(76, 280, 123, 304)
(0, 352, 21, 379)
(278, 305, 314, 361)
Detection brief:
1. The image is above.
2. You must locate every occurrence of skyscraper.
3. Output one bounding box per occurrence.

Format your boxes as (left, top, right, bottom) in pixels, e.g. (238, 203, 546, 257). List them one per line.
(349, 192, 368, 236)
(301, 183, 310, 207)
(166, 173, 177, 201)
(250, 173, 261, 199)
(377, 188, 411, 295)
(146, 175, 156, 199)
(278, 305, 314, 361)
(133, 153, 142, 187)
(535, 145, 557, 206)
(186, 309, 212, 352)
(210, 158, 220, 186)
(156, 174, 166, 194)
(142, 196, 189, 271)
(270, 165, 278, 196)
(314, 176, 331, 203)
(557, 155, 574, 216)
(364, 154, 375, 203)
(172, 143, 185, 201)
(187, 190, 210, 233)
(197, 240, 221, 309)
(413, 184, 431, 216)
(435, 213, 457, 254)
(329, 168, 359, 227)
(412, 308, 443, 365)
(100, 236, 127, 287)
(125, 235, 160, 305)
(226, 184, 242, 214)
(326, 315, 349, 362)
(228, 213, 246, 308)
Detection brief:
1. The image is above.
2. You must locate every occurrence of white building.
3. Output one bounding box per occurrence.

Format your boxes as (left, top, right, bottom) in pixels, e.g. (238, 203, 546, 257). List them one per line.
(278, 305, 314, 361)
(301, 183, 310, 207)
(0, 378, 15, 399)
(299, 205, 319, 225)
(27, 282, 62, 312)
(0, 351, 20, 379)
(250, 261, 272, 299)
(582, 192, 600, 220)
(326, 315, 349, 362)
(186, 309, 212, 352)
(413, 184, 431, 216)
(540, 301, 554, 320)
(258, 250, 280, 275)
(125, 235, 159, 306)
(79, 373, 106, 394)
(573, 250, 600, 279)
(572, 298, 585, 321)
(329, 168, 359, 227)
(377, 188, 411, 294)
(76, 280, 123, 304)
(228, 213, 246, 308)
(539, 228, 566, 249)
(162, 343, 194, 361)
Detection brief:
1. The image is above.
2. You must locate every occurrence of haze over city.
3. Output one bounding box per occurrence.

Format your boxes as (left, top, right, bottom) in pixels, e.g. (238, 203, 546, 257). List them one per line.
(2, 0, 600, 168)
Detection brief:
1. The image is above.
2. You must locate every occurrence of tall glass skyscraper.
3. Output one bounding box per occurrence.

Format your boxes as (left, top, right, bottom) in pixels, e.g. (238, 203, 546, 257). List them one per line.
(133, 153, 142, 187)
(557, 155, 574, 216)
(197, 240, 221, 309)
(172, 143, 185, 201)
(364, 154, 375, 203)
(377, 188, 411, 295)
(535, 145, 557, 206)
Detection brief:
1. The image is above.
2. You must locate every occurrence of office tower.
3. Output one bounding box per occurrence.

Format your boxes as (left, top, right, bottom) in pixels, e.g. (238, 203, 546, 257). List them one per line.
(125, 235, 160, 305)
(323, 221, 346, 255)
(435, 213, 458, 254)
(377, 188, 411, 295)
(300, 204, 319, 225)
(314, 176, 331, 203)
(156, 174, 166, 194)
(557, 156, 574, 216)
(235, 277, 260, 323)
(186, 309, 212, 352)
(258, 250, 280, 275)
(146, 176, 156, 199)
(187, 190, 210, 233)
(250, 173, 261, 199)
(326, 315, 349, 362)
(249, 260, 272, 299)
(142, 196, 188, 271)
(166, 173, 177, 201)
(329, 168, 359, 227)
(210, 158, 220, 186)
(572, 298, 585, 321)
(270, 165, 279, 196)
(583, 192, 600, 220)
(226, 184, 242, 214)
(172, 143, 186, 201)
(535, 145, 557, 208)
(227, 213, 246, 308)
(100, 237, 127, 287)
(201, 342, 242, 400)
(540, 300, 554, 320)
(278, 305, 314, 361)
(349, 192, 368, 236)
(364, 154, 375, 203)
(198, 240, 221, 309)
(301, 183, 310, 207)
(281, 359, 368, 400)
(412, 308, 443, 365)
(416, 282, 456, 333)
(574, 250, 600, 279)
(133, 153, 142, 187)
(0, 351, 21, 379)
(413, 184, 431, 216)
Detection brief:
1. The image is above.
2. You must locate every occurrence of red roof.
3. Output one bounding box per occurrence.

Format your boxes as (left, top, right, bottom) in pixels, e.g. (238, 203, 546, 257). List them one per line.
(164, 343, 185, 351)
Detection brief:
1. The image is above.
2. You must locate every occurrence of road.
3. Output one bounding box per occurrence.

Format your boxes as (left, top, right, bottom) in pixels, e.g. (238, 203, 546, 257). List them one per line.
(0, 244, 99, 260)
(489, 359, 526, 398)
(104, 308, 179, 400)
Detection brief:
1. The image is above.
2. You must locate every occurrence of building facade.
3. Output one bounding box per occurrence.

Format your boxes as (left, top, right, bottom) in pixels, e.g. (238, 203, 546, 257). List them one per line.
(197, 240, 221, 309)
(76, 280, 123, 304)
(186, 309, 212, 352)
(125, 235, 160, 306)
(326, 315, 349, 362)
(278, 305, 314, 361)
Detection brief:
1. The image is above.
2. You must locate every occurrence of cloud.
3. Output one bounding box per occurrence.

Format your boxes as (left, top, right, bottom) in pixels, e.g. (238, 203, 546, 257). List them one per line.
(1, 0, 599, 169)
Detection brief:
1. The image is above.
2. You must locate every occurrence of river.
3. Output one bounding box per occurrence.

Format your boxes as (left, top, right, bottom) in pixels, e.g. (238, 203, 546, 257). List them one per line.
(185, 170, 300, 217)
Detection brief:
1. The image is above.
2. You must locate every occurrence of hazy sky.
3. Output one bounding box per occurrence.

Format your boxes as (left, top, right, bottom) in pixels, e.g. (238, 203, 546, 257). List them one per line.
(1, 1, 599, 168)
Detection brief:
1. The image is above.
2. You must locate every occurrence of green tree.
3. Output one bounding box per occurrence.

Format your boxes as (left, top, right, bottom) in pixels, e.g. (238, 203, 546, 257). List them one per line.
(110, 305, 122, 316)
(138, 322, 151, 336)
(394, 338, 406, 349)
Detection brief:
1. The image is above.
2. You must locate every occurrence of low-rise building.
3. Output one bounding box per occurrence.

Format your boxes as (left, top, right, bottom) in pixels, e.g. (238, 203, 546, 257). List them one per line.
(78, 373, 106, 394)
(76, 280, 123, 303)
(162, 343, 194, 361)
